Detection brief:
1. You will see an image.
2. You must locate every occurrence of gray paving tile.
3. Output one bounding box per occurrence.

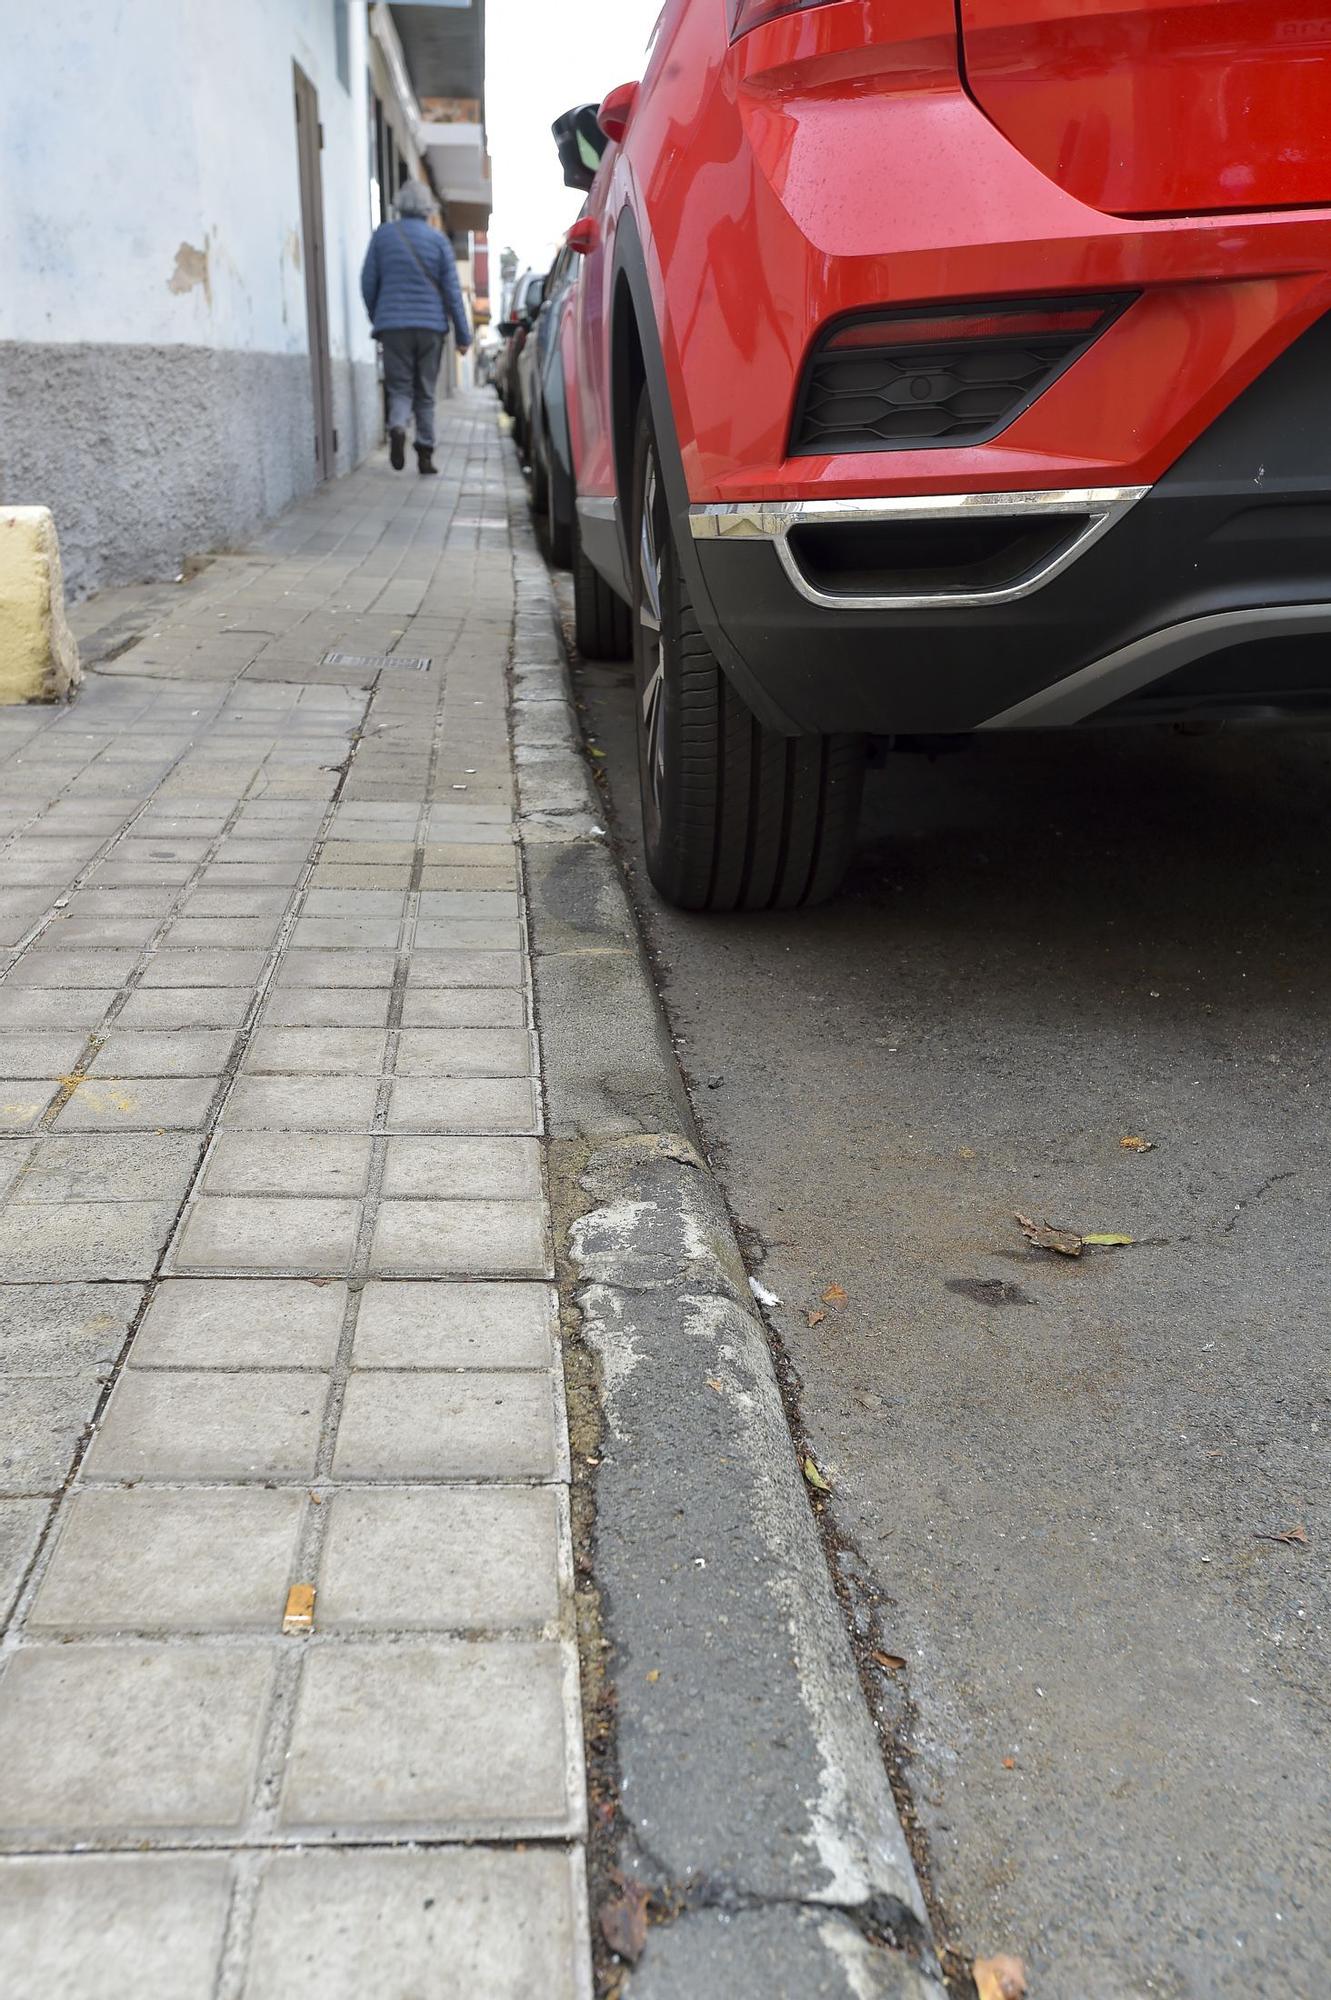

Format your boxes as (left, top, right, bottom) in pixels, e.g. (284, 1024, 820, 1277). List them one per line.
(29, 1488, 305, 1633)
(173, 1195, 360, 1273)
(244, 1027, 387, 1075)
(202, 1132, 372, 1198)
(0, 1646, 273, 1840)
(85, 1371, 327, 1480)
(163, 917, 281, 950)
(0, 1499, 48, 1620)
(386, 1077, 539, 1134)
(0, 1137, 33, 1200)
(263, 987, 392, 1027)
(0, 1855, 232, 2000)
(414, 918, 523, 952)
(243, 1849, 584, 2000)
(368, 1199, 549, 1277)
(399, 986, 525, 1028)
(380, 1135, 542, 1200)
(332, 1373, 559, 1481)
(352, 1282, 555, 1369)
(185, 886, 291, 916)
(221, 1076, 380, 1131)
(0, 1080, 58, 1133)
(0, 1034, 88, 1079)
(278, 1640, 575, 1835)
(302, 889, 407, 918)
(10, 1133, 202, 1204)
(290, 917, 401, 951)
(394, 1028, 534, 1078)
(53, 1077, 217, 1131)
(7, 949, 141, 988)
(406, 949, 524, 988)
(317, 1486, 561, 1632)
(137, 949, 268, 986)
(0, 988, 117, 1030)
(86, 1030, 236, 1078)
(116, 986, 253, 1029)
(38, 914, 161, 947)
(0, 1201, 178, 1280)
(274, 949, 396, 987)
(131, 1278, 347, 1368)
(0, 1283, 141, 1372)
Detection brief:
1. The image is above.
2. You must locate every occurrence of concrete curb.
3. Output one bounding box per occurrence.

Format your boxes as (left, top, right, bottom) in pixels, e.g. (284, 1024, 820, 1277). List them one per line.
(505, 470, 946, 1997)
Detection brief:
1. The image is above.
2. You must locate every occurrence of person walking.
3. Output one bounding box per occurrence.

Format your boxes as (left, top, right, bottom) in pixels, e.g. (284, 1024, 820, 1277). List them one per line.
(360, 180, 471, 476)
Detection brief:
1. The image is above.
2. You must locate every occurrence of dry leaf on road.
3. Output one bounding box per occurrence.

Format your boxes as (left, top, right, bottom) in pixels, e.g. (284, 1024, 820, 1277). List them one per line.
(871, 1649, 907, 1671)
(1016, 1213, 1083, 1258)
(599, 1877, 651, 1963)
(806, 1308, 826, 1327)
(974, 1953, 1028, 2000)
(1254, 1524, 1308, 1546)
(821, 1282, 848, 1306)
(1121, 1135, 1154, 1152)
(803, 1456, 832, 1493)
(1083, 1232, 1134, 1247)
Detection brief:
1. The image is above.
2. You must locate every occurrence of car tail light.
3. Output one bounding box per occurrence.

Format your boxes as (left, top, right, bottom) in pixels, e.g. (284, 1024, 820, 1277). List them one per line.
(731, 0, 840, 37)
(791, 295, 1134, 455)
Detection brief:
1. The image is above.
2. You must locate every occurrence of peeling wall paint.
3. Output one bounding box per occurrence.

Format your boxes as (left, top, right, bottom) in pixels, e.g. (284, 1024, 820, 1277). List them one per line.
(0, 0, 375, 368)
(166, 240, 211, 303)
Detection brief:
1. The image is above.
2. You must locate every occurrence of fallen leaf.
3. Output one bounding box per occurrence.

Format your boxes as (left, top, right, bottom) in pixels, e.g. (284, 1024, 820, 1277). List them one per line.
(705, 1376, 724, 1393)
(973, 1953, 1028, 2000)
(803, 1456, 832, 1493)
(871, 1649, 907, 1672)
(282, 1583, 315, 1634)
(821, 1282, 848, 1307)
(959, 1146, 976, 1160)
(646, 1669, 660, 1683)
(1121, 1135, 1155, 1152)
(588, 746, 607, 759)
(599, 1878, 651, 1963)
(806, 1308, 826, 1327)
(1002, 1756, 1017, 1770)
(1254, 1524, 1308, 1546)
(1016, 1213, 1083, 1258)
(1083, 1232, 1134, 1247)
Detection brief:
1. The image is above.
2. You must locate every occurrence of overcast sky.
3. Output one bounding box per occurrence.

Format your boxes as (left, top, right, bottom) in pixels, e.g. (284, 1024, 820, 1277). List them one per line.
(485, 0, 662, 277)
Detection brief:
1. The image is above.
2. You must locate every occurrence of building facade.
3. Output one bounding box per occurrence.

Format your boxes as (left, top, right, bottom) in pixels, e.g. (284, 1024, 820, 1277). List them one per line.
(0, 0, 489, 598)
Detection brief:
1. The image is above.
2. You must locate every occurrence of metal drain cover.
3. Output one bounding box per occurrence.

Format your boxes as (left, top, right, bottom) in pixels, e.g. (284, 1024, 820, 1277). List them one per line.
(321, 649, 432, 673)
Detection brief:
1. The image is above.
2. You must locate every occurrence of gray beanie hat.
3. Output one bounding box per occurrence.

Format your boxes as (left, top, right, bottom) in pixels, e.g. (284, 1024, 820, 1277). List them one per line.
(394, 180, 438, 218)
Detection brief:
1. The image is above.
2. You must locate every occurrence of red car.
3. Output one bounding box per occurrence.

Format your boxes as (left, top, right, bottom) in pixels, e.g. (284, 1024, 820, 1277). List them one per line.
(562, 0, 1331, 910)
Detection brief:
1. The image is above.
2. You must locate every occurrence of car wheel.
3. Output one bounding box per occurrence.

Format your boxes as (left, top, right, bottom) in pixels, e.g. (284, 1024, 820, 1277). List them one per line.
(535, 421, 573, 569)
(573, 509, 632, 661)
(631, 393, 864, 911)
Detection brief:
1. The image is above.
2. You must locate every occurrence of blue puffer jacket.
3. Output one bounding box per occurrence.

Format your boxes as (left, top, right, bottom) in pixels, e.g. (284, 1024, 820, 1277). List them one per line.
(360, 218, 471, 345)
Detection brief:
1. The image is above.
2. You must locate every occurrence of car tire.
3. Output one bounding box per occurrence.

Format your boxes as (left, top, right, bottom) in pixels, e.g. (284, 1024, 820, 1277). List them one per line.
(535, 420, 574, 569)
(573, 510, 632, 661)
(630, 394, 864, 911)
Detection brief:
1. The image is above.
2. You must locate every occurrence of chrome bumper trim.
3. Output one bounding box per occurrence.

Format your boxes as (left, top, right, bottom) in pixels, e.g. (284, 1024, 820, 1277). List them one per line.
(687, 487, 1149, 611)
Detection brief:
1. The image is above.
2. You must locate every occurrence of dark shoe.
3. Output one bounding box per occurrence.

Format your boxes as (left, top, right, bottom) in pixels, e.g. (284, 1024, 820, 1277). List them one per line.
(416, 445, 437, 477)
(389, 427, 406, 470)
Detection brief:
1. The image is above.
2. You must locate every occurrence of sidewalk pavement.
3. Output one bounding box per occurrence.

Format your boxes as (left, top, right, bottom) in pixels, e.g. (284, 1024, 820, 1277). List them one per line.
(0, 401, 591, 1997)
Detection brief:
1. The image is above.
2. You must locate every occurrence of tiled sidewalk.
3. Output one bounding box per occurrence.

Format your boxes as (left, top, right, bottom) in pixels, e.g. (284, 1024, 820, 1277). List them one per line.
(0, 402, 589, 1997)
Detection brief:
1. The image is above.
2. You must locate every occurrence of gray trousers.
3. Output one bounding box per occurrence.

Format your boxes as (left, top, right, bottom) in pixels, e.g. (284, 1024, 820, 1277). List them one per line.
(381, 328, 444, 449)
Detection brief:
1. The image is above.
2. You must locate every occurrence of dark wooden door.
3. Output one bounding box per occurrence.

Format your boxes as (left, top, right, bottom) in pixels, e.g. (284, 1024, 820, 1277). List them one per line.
(293, 63, 336, 481)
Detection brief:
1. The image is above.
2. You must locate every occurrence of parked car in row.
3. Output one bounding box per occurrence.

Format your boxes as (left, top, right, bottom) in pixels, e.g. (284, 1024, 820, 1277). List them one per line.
(493, 268, 546, 431)
(517, 0, 1331, 913)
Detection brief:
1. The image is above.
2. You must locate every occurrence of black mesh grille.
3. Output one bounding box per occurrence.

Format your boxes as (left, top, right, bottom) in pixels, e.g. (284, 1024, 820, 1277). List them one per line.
(790, 302, 1127, 457)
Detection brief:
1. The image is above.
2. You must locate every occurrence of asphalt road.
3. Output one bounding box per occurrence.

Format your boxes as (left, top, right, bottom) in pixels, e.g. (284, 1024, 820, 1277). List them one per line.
(569, 647, 1330, 2000)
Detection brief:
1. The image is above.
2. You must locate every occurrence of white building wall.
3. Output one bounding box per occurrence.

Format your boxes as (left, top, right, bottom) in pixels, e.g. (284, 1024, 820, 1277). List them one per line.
(0, 0, 383, 594)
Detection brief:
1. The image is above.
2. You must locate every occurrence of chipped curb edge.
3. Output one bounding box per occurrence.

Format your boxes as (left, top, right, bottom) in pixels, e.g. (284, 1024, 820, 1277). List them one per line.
(503, 465, 946, 1999)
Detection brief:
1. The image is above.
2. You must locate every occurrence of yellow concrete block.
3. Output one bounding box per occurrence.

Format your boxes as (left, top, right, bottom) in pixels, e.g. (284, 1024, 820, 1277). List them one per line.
(0, 507, 81, 704)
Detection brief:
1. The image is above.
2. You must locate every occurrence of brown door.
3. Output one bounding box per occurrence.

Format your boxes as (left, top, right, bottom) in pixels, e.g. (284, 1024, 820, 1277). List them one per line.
(293, 62, 336, 480)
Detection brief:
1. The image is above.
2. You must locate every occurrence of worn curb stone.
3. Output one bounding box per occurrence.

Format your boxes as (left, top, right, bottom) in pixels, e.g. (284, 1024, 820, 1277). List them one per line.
(507, 503, 945, 1991)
